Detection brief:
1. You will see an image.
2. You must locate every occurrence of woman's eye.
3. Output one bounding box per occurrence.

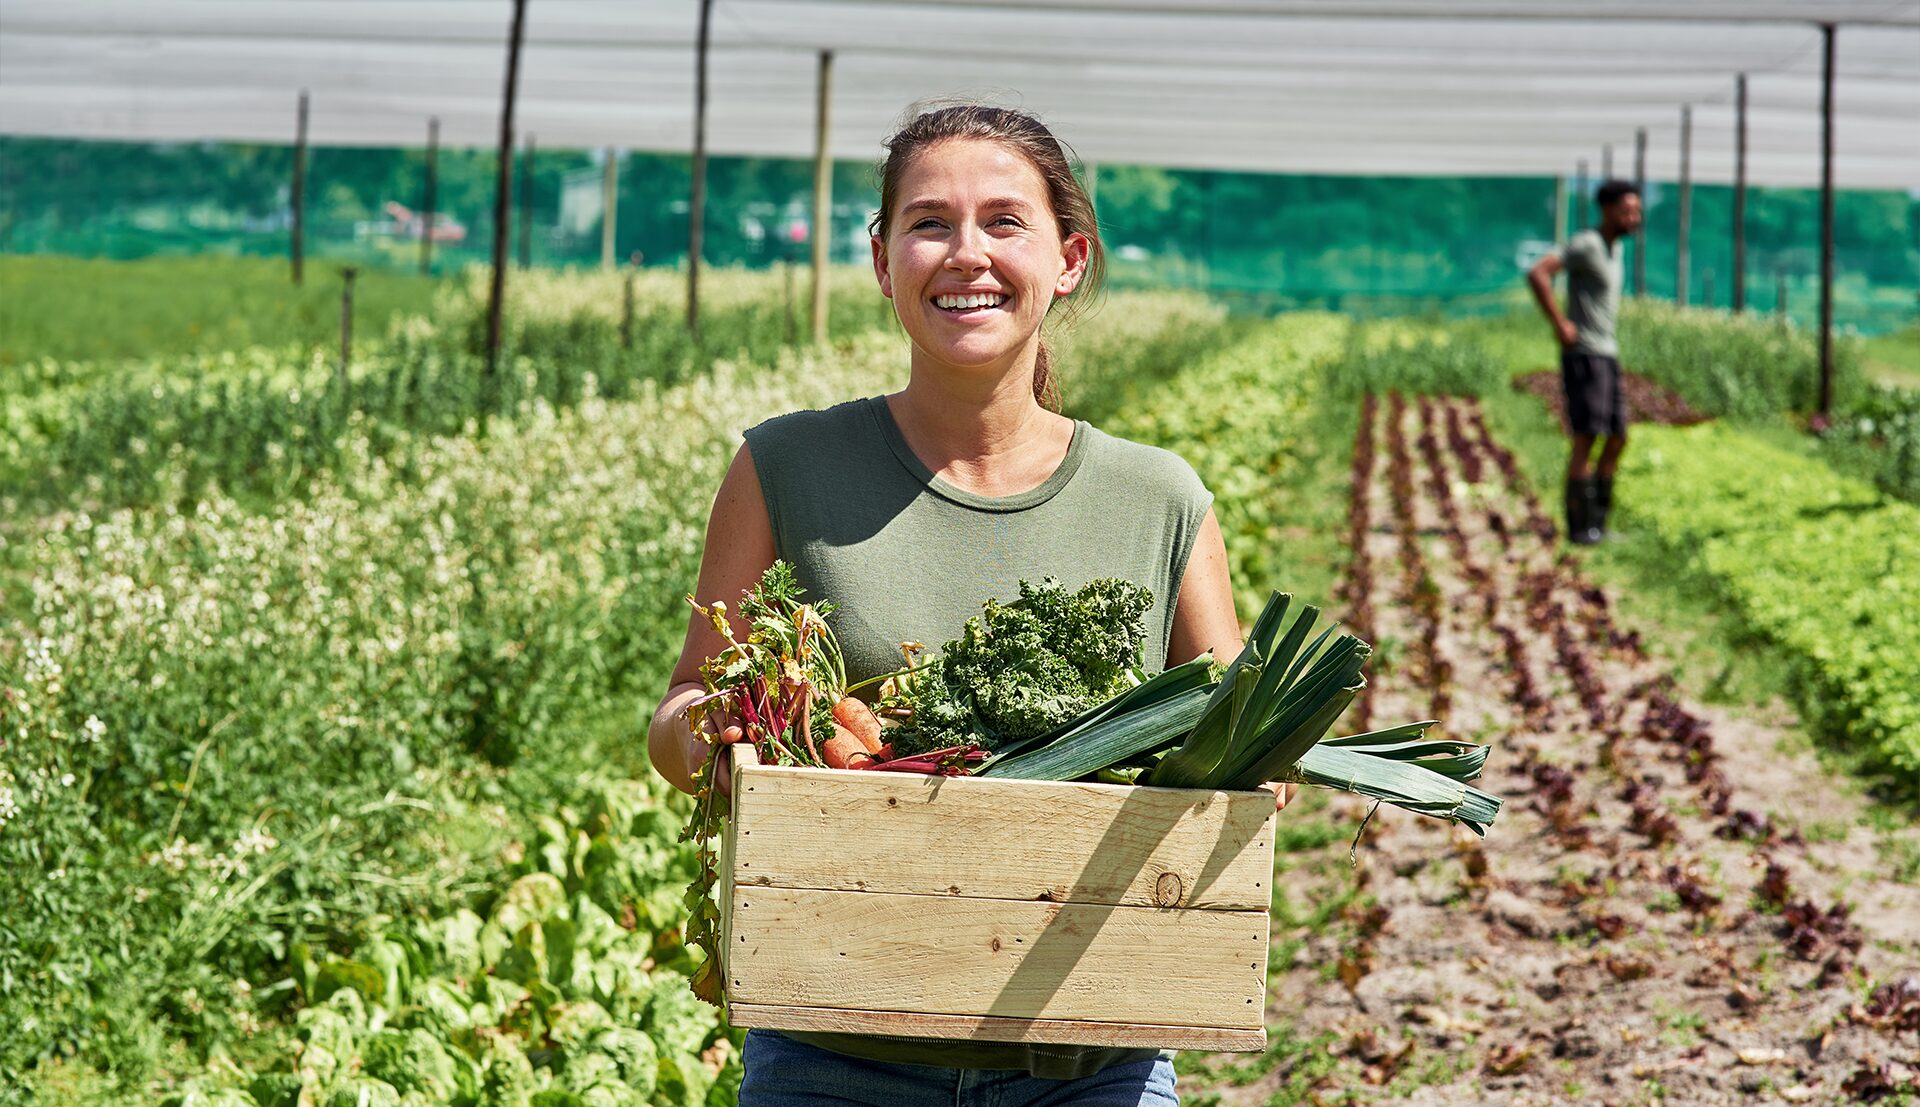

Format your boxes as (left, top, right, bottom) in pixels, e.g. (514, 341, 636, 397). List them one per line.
(911, 218, 945, 231)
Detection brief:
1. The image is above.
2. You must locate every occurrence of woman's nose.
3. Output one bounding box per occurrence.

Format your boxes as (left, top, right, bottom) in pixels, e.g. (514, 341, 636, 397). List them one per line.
(946, 225, 989, 272)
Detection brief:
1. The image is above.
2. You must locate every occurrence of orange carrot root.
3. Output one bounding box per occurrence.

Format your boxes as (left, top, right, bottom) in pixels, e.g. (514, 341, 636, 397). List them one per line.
(823, 724, 875, 769)
(832, 697, 885, 754)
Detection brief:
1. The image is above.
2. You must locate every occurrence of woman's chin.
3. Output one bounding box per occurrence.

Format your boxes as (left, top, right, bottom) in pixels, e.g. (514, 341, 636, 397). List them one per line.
(912, 341, 1023, 376)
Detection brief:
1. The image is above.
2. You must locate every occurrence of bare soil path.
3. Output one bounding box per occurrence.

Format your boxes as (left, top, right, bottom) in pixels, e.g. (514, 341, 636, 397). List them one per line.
(1184, 394, 1920, 1107)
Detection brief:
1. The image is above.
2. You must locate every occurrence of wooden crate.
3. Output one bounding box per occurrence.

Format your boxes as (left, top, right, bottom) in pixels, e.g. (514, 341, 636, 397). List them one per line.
(719, 745, 1276, 1052)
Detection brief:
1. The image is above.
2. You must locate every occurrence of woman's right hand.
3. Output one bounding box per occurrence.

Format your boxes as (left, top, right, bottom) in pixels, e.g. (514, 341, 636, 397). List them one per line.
(650, 683, 746, 797)
(696, 720, 747, 798)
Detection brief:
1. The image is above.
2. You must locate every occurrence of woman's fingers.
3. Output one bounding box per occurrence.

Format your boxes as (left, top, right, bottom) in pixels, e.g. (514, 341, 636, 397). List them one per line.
(710, 724, 746, 796)
(1261, 780, 1299, 812)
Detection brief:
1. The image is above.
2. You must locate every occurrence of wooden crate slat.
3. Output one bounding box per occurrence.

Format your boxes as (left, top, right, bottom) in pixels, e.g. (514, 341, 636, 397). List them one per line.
(731, 764, 1275, 911)
(726, 887, 1269, 1030)
(726, 1002, 1269, 1052)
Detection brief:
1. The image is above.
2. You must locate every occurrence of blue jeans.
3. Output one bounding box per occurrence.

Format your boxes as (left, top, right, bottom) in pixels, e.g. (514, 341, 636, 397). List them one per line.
(738, 1030, 1181, 1107)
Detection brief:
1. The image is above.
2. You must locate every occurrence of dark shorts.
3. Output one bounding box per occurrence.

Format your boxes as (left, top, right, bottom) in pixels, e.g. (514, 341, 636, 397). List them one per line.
(1560, 350, 1628, 437)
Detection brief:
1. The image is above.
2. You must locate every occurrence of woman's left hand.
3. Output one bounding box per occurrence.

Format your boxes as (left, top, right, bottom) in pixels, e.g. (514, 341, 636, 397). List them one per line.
(1264, 781, 1298, 812)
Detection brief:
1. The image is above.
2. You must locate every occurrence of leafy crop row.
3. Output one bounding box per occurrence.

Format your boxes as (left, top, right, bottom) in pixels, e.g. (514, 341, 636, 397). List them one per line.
(1099, 312, 1351, 618)
(1622, 422, 1920, 781)
(1615, 300, 1864, 422)
(1, 269, 899, 514)
(0, 338, 904, 1096)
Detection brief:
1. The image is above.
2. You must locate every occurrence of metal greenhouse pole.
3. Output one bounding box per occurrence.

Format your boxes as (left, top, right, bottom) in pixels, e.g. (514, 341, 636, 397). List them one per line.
(688, 0, 714, 337)
(422, 116, 440, 276)
(292, 90, 308, 286)
(811, 49, 834, 346)
(1818, 23, 1836, 419)
(1677, 104, 1692, 306)
(486, 0, 529, 383)
(1733, 74, 1748, 312)
(1632, 127, 1647, 296)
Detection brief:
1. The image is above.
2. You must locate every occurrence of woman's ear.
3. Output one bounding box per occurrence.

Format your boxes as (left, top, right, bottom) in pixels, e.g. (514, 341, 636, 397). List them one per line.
(1055, 231, 1091, 297)
(871, 235, 893, 299)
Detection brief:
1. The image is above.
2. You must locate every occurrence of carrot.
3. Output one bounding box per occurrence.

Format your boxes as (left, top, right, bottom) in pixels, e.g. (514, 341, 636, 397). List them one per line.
(832, 696, 885, 754)
(822, 723, 875, 770)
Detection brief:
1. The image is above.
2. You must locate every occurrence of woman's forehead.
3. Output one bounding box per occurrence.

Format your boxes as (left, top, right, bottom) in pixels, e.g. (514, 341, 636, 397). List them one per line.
(898, 139, 1050, 202)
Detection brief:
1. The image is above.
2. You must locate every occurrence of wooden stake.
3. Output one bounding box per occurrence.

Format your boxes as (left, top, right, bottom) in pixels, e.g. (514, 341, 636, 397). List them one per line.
(622, 260, 636, 350)
(519, 133, 536, 269)
(688, 0, 714, 337)
(292, 90, 308, 286)
(1817, 23, 1836, 420)
(1733, 74, 1748, 312)
(811, 49, 834, 346)
(1553, 174, 1566, 244)
(485, 0, 529, 385)
(1677, 104, 1692, 307)
(421, 116, 440, 277)
(602, 148, 619, 269)
(339, 266, 357, 378)
(1633, 127, 1647, 297)
(784, 260, 797, 345)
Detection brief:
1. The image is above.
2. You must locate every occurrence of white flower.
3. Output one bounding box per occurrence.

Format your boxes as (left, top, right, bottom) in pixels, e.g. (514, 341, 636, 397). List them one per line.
(235, 827, 279, 855)
(83, 715, 106, 742)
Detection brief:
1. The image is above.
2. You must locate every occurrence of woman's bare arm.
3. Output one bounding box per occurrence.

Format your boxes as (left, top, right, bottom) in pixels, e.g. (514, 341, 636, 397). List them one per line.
(647, 443, 778, 795)
(1167, 508, 1241, 666)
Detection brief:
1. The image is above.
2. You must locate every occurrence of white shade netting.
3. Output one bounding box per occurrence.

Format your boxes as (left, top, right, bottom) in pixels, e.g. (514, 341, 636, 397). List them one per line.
(2, 1, 1916, 187)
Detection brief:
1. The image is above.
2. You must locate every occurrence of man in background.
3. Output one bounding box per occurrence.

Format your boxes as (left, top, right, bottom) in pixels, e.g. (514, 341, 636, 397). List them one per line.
(1526, 180, 1644, 545)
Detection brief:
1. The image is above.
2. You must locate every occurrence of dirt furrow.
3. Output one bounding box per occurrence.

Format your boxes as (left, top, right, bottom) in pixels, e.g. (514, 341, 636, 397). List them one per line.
(1206, 393, 1920, 1107)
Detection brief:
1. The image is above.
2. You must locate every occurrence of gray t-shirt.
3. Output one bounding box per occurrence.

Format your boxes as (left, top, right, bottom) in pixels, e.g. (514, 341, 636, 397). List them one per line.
(1559, 228, 1624, 357)
(741, 394, 1214, 1078)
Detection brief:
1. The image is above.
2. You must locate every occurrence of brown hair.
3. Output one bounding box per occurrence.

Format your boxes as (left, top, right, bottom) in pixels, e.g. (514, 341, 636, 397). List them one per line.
(868, 104, 1106, 412)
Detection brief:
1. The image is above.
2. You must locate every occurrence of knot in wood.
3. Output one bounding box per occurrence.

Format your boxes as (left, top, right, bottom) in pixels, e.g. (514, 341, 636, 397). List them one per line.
(1154, 871, 1184, 908)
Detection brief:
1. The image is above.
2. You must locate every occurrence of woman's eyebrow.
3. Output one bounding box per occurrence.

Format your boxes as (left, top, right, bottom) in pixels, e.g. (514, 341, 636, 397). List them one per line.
(900, 197, 1036, 216)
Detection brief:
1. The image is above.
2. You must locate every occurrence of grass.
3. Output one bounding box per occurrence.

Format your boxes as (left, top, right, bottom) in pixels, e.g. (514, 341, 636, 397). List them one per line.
(0, 254, 444, 366)
(1863, 325, 1920, 390)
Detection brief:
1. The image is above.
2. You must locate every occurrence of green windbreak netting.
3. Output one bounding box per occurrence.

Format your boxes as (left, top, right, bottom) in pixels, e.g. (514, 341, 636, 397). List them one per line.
(3, 136, 1914, 333)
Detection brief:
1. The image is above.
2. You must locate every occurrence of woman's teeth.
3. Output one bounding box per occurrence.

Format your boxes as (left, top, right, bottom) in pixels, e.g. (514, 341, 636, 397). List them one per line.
(935, 293, 1008, 311)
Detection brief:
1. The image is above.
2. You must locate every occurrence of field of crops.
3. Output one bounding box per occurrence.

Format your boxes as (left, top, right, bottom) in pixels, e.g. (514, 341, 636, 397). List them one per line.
(3, 255, 1918, 1106)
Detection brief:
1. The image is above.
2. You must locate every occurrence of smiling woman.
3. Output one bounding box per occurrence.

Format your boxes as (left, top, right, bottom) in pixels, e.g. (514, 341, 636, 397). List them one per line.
(647, 103, 1254, 1107)
(868, 104, 1106, 415)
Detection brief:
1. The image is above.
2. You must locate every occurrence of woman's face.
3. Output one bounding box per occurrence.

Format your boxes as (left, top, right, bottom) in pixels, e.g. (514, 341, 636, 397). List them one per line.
(872, 138, 1089, 381)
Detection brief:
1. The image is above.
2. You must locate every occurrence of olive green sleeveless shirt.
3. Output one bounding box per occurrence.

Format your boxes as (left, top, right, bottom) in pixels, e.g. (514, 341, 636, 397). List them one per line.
(741, 395, 1213, 1079)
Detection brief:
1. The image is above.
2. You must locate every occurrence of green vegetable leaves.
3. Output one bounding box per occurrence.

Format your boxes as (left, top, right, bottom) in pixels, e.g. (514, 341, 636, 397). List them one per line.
(892, 577, 1155, 754)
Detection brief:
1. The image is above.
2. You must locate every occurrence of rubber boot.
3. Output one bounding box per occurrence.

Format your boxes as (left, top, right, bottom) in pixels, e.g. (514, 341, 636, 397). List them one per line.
(1592, 476, 1614, 539)
(1564, 477, 1596, 546)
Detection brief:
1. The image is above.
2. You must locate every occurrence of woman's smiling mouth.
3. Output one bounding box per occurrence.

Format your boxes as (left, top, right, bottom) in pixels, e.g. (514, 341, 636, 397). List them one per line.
(933, 292, 1010, 314)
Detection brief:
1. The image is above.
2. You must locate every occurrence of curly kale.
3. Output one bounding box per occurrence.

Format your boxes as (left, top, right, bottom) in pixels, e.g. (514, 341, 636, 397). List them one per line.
(896, 577, 1153, 754)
